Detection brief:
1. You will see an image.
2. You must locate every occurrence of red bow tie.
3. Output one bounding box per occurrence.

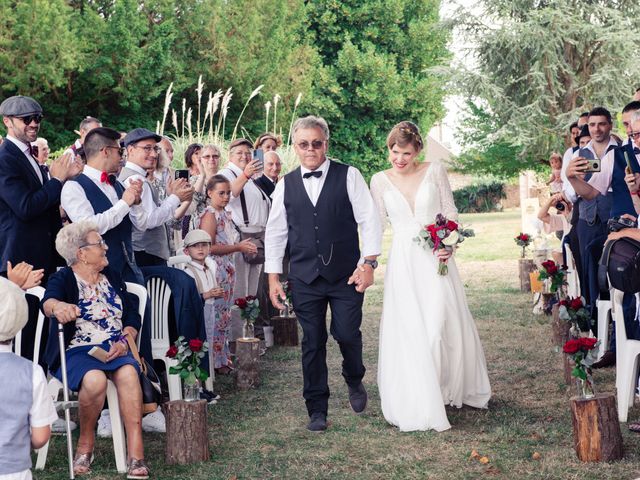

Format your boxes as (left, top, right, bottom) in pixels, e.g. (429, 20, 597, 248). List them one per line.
(100, 171, 115, 185)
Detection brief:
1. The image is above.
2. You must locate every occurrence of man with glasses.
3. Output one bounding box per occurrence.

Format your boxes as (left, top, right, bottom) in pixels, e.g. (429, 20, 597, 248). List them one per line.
(119, 128, 193, 267)
(0, 95, 82, 281)
(220, 138, 270, 341)
(65, 116, 102, 160)
(265, 116, 381, 432)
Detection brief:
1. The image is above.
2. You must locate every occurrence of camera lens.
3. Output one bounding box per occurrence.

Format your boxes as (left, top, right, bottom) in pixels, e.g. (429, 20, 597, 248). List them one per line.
(555, 202, 565, 211)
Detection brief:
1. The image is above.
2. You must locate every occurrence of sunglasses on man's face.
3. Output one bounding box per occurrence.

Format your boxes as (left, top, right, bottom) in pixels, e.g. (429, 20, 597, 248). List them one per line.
(16, 114, 43, 125)
(296, 140, 325, 151)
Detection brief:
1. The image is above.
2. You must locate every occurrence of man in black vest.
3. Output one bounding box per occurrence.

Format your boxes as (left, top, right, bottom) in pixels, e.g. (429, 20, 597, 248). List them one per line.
(265, 116, 381, 432)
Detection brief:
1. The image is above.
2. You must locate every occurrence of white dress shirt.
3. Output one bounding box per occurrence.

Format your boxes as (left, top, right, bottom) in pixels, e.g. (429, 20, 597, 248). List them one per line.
(219, 162, 270, 233)
(121, 162, 180, 231)
(264, 159, 382, 274)
(562, 137, 619, 203)
(6, 135, 43, 184)
(61, 165, 131, 234)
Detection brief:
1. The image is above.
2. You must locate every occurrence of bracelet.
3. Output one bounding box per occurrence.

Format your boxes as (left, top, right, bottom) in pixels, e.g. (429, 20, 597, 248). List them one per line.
(244, 172, 251, 180)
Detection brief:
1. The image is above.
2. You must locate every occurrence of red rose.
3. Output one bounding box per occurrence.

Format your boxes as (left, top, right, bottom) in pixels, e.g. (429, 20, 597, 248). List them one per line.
(246, 295, 256, 302)
(558, 300, 568, 307)
(426, 224, 439, 240)
(563, 339, 580, 354)
(546, 264, 558, 275)
(235, 298, 247, 309)
(189, 339, 204, 352)
(578, 337, 597, 351)
(541, 260, 553, 269)
(166, 345, 178, 358)
(569, 298, 583, 311)
(445, 220, 459, 231)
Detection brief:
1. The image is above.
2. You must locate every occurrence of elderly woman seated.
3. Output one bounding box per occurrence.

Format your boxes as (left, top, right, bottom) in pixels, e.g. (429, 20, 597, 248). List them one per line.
(42, 221, 149, 479)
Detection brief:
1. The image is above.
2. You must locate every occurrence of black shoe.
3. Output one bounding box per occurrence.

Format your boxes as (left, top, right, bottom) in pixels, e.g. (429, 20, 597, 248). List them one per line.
(592, 350, 615, 369)
(306, 412, 327, 432)
(199, 389, 220, 404)
(348, 383, 368, 414)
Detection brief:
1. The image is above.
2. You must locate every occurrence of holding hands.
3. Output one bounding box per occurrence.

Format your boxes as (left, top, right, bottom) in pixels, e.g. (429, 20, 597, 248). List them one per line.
(348, 263, 375, 293)
(237, 238, 258, 255)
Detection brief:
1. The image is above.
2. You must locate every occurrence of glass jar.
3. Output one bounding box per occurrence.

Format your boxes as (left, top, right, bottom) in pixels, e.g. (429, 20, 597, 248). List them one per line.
(183, 379, 200, 402)
(242, 320, 255, 339)
(575, 371, 595, 399)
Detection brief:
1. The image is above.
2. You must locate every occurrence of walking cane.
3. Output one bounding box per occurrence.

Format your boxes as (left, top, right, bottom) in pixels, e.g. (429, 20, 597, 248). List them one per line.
(54, 316, 75, 479)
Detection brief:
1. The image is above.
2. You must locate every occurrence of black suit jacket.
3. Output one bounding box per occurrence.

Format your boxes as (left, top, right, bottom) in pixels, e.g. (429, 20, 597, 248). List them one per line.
(0, 140, 64, 278)
(254, 174, 276, 199)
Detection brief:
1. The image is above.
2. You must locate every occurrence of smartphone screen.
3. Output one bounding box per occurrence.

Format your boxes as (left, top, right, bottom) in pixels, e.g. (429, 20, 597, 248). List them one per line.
(174, 169, 189, 180)
(253, 148, 264, 175)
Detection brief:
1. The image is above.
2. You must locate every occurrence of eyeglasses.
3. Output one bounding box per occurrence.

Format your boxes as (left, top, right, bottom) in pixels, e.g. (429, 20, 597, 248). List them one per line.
(630, 131, 640, 139)
(132, 145, 161, 154)
(104, 145, 125, 156)
(231, 150, 252, 157)
(16, 114, 43, 125)
(80, 239, 107, 249)
(296, 140, 325, 151)
(201, 154, 220, 160)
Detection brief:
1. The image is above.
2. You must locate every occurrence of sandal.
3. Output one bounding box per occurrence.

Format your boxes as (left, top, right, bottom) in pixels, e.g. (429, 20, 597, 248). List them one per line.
(72, 451, 94, 475)
(127, 458, 150, 480)
(628, 422, 640, 433)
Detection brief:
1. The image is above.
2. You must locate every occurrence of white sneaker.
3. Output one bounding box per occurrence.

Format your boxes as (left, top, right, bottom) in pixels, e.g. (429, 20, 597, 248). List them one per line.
(141, 407, 166, 433)
(97, 409, 112, 438)
(52, 416, 77, 433)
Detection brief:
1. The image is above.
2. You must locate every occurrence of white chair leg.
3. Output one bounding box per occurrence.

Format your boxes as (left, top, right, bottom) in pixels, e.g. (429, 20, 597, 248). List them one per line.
(36, 380, 64, 470)
(205, 377, 213, 391)
(597, 300, 611, 360)
(106, 380, 127, 473)
(164, 358, 182, 401)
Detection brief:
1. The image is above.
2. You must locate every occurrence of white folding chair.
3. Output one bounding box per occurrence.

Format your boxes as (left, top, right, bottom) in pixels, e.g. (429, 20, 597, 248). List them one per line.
(146, 277, 182, 400)
(563, 243, 581, 298)
(13, 286, 46, 364)
(596, 298, 612, 361)
(124, 282, 147, 350)
(612, 288, 640, 422)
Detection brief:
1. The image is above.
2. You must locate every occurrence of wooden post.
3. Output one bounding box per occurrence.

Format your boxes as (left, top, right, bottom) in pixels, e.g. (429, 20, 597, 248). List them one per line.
(519, 258, 534, 292)
(551, 305, 571, 348)
(563, 354, 573, 384)
(570, 393, 623, 462)
(271, 315, 299, 346)
(236, 338, 260, 390)
(164, 400, 209, 465)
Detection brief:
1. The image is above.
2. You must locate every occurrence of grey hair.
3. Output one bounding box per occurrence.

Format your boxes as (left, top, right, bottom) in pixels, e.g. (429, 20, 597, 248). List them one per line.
(264, 150, 281, 162)
(631, 111, 640, 124)
(292, 116, 330, 141)
(55, 220, 98, 266)
(202, 144, 221, 155)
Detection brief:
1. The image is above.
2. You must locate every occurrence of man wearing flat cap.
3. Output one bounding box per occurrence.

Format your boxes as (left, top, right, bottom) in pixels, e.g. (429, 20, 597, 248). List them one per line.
(220, 138, 269, 341)
(119, 128, 194, 266)
(0, 95, 82, 280)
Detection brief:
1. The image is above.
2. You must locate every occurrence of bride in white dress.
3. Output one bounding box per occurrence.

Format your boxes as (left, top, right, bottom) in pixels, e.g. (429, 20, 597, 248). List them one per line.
(370, 121, 491, 432)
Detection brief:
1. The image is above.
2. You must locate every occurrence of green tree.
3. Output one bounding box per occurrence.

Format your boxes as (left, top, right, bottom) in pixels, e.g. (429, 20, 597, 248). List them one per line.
(447, 0, 640, 175)
(305, 0, 451, 179)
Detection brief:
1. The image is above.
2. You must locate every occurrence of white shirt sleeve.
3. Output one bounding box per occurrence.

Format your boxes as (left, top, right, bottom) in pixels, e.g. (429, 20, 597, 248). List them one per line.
(264, 180, 288, 274)
(561, 149, 578, 203)
(347, 167, 382, 259)
(124, 177, 180, 231)
(30, 365, 58, 428)
(61, 181, 131, 235)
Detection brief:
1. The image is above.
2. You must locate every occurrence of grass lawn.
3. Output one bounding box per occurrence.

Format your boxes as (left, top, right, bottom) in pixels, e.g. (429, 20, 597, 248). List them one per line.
(35, 209, 640, 479)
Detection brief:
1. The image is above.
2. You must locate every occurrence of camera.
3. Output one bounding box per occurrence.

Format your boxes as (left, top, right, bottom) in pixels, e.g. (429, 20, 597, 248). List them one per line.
(607, 216, 637, 233)
(584, 158, 601, 173)
(555, 201, 565, 212)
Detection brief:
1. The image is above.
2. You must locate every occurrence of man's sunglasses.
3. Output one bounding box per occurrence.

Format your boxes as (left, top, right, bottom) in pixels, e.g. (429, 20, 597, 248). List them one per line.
(296, 140, 325, 151)
(16, 114, 43, 125)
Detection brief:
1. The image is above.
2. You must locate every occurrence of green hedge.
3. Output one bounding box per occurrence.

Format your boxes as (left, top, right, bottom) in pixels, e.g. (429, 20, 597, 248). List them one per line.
(453, 181, 505, 213)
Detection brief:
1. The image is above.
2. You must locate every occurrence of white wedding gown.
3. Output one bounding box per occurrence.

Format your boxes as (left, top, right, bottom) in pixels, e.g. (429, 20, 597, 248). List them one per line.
(370, 162, 491, 432)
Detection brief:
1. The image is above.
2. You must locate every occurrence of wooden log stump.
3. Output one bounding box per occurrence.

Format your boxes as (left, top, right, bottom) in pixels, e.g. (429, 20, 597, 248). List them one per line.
(552, 305, 571, 348)
(235, 338, 261, 390)
(542, 293, 555, 315)
(271, 315, 299, 346)
(563, 353, 573, 385)
(570, 393, 623, 462)
(519, 258, 535, 292)
(165, 400, 209, 465)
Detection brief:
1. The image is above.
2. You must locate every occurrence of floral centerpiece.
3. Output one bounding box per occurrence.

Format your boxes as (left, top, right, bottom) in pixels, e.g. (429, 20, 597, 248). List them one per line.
(414, 213, 475, 275)
(166, 336, 209, 401)
(558, 296, 592, 333)
(538, 260, 567, 294)
(563, 337, 599, 398)
(514, 232, 532, 259)
(233, 295, 260, 338)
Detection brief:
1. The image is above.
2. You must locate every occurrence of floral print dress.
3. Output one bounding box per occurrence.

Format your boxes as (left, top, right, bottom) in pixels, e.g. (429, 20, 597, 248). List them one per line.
(199, 206, 236, 368)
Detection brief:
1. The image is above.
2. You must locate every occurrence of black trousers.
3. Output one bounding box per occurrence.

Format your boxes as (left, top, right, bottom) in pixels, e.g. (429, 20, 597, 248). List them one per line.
(289, 275, 365, 416)
(134, 251, 166, 267)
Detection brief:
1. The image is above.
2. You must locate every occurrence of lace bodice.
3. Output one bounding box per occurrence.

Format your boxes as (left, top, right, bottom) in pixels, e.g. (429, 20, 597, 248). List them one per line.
(370, 162, 458, 235)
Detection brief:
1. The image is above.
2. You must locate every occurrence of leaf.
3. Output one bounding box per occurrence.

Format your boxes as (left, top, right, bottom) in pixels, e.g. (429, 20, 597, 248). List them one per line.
(479, 456, 490, 464)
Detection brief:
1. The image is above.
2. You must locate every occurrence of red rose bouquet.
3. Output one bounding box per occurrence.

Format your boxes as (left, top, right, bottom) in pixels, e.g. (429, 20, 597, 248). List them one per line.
(166, 336, 209, 386)
(537, 260, 567, 293)
(514, 232, 532, 259)
(415, 213, 475, 275)
(558, 296, 592, 333)
(233, 295, 261, 338)
(562, 337, 599, 398)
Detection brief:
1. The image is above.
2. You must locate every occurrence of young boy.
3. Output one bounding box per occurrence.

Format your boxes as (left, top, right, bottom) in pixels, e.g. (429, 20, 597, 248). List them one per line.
(0, 276, 57, 480)
(180, 229, 225, 403)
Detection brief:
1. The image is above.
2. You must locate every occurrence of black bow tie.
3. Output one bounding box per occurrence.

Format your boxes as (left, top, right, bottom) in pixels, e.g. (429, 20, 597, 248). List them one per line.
(303, 170, 322, 179)
(634, 147, 640, 155)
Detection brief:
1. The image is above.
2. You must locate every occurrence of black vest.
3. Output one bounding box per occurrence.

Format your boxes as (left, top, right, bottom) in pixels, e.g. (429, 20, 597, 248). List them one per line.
(74, 174, 136, 277)
(284, 161, 360, 284)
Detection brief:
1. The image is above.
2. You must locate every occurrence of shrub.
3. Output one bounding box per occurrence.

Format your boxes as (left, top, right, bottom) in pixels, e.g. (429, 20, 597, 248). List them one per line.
(453, 181, 505, 213)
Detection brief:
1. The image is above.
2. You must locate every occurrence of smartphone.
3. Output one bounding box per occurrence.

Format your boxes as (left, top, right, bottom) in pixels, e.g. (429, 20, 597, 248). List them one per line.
(88, 346, 109, 363)
(174, 169, 189, 180)
(578, 148, 601, 173)
(253, 148, 264, 174)
(625, 145, 637, 174)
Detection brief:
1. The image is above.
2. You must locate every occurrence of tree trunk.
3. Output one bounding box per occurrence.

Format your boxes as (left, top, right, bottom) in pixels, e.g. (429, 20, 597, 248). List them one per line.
(519, 258, 534, 292)
(570, 393, 623, 462)
(551, 304, 571, 348)
(164, 400, 209, 465)
(235, 338, 260, 390)
(271, 315, 299, 346)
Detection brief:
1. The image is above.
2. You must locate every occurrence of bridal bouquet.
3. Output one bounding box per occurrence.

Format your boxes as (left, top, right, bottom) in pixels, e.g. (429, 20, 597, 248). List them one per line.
(414, 213, 475, 275)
